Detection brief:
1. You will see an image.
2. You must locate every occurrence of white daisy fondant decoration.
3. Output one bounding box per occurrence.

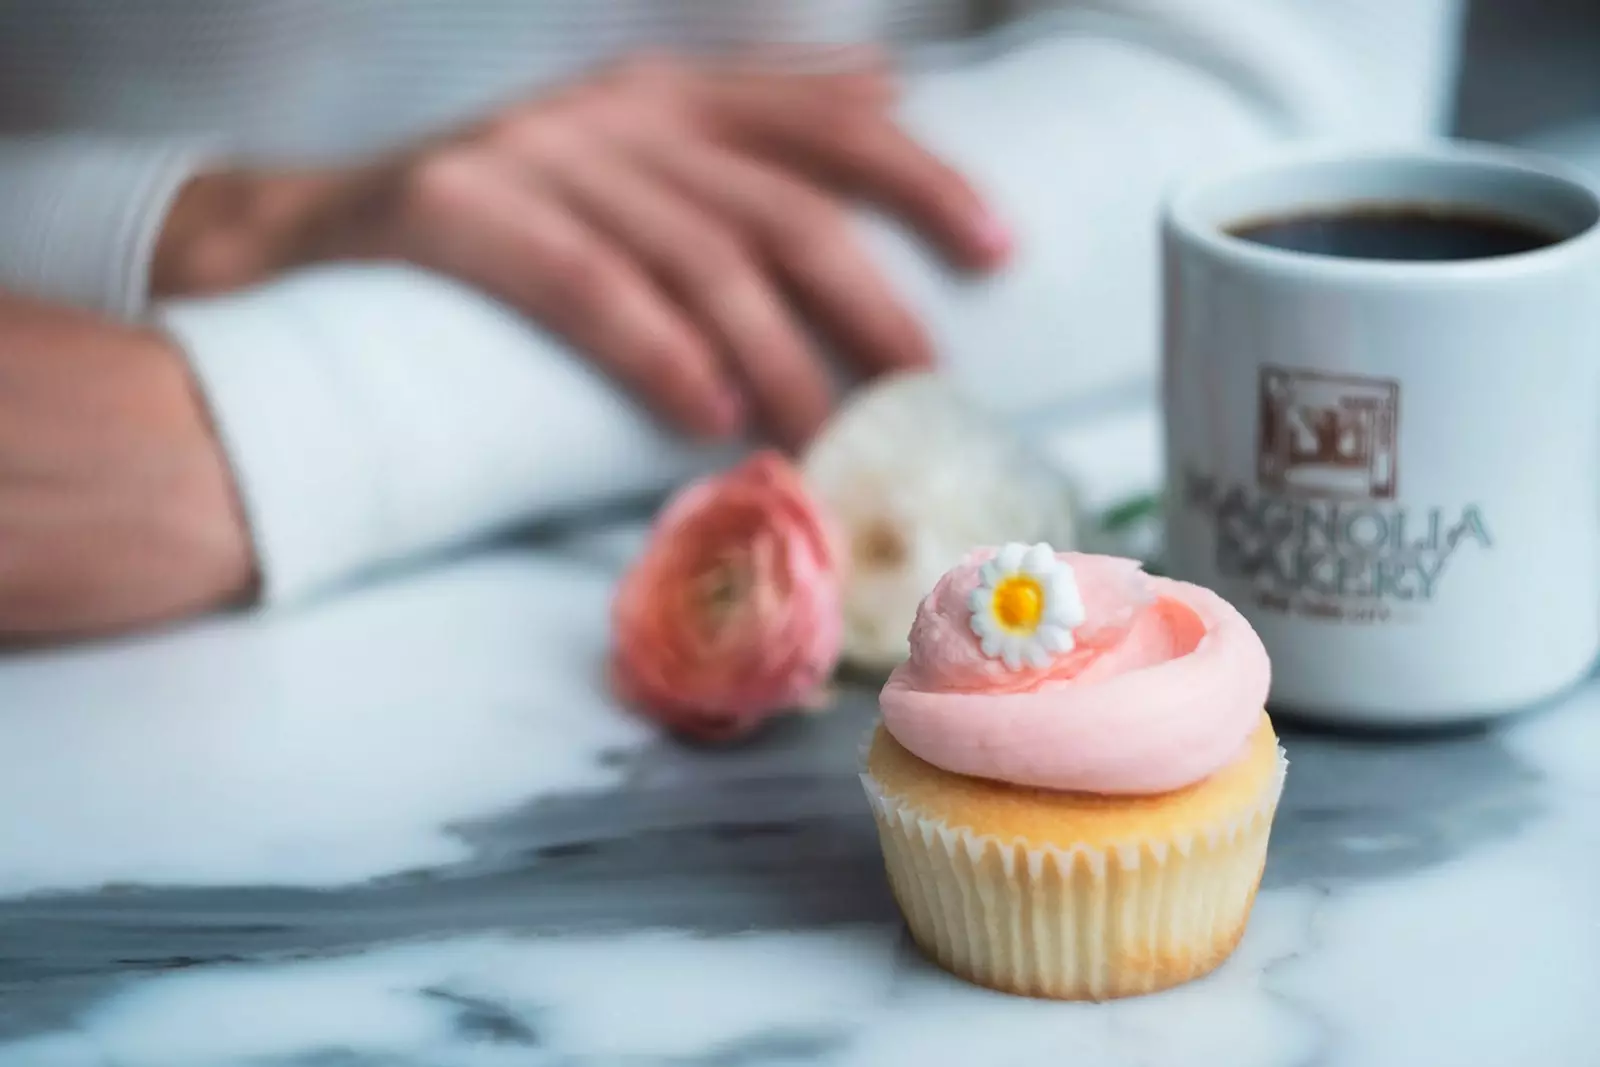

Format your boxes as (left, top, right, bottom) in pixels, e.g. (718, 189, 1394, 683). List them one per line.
(969, 543, 1085, 670)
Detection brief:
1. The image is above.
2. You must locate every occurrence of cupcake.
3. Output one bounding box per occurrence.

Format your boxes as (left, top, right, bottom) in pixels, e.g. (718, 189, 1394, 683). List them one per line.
(861, 544, 1285, 1000)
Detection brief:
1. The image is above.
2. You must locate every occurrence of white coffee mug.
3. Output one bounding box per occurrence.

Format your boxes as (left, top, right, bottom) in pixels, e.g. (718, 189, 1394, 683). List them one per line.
(1162, 144, 1600, 726)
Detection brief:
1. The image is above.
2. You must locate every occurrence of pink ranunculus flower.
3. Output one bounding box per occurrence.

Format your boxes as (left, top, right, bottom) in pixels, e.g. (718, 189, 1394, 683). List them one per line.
(610, 451, 843, 741)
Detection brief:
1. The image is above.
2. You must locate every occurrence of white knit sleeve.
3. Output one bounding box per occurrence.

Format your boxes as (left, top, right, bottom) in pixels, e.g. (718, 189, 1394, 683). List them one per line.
(158, 266, 736, 604)
(0, 137, 207, 319)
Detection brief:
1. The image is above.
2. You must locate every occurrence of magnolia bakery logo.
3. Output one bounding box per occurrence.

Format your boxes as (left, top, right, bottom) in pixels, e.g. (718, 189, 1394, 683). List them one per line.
(1182, 366, 1492, 623)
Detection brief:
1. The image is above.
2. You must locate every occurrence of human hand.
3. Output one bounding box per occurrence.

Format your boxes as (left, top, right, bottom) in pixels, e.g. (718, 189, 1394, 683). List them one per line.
(0, 294, 255, 640)
(154, 54, 1010, 448)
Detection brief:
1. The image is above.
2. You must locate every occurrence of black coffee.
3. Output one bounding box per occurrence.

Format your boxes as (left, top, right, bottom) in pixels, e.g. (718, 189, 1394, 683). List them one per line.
(1228, 205, 1560, 262)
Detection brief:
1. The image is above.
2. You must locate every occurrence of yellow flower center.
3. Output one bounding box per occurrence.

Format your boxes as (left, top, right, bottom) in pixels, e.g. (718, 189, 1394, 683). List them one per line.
(992, 575, 1044, 633)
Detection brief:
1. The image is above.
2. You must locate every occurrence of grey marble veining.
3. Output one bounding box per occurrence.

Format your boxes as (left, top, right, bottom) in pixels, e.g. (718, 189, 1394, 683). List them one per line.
(1, 401, 1598, 1065)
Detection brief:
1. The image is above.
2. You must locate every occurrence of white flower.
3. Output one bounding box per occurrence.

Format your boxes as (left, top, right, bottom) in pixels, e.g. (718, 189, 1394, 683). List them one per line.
(801, 372, 1080, 673)
(968, 542, 1085, 670)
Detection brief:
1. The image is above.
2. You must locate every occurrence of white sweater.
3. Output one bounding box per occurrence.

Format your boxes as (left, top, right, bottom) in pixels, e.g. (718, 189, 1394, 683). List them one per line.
(0, 1, 1464, 603)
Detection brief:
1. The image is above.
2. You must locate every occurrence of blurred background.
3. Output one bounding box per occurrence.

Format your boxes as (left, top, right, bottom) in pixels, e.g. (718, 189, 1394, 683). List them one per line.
(1456, 0, 1600, 151)
(921, 0, 1600, 153)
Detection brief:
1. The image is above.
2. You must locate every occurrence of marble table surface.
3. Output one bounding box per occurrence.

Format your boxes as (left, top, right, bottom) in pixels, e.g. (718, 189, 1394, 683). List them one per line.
(2, 402, 1598, 1067)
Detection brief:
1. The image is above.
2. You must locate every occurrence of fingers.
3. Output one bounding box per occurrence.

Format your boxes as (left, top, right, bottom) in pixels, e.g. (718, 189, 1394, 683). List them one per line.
(544, 145, 834, 448)
(402, 153, 744, 440)
(374, 54, 1004, 452)
(638, 135, 933, 379)
(746, 109, 1009, 271)
(692, 74, 1009, 271)
(604, 52, 978, 268)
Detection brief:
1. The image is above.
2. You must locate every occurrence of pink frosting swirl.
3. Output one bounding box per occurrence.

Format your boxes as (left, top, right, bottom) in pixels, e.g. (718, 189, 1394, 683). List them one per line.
(879, 550, 1270, 795)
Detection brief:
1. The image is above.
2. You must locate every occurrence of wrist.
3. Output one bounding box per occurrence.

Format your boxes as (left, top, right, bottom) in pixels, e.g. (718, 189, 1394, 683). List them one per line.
(133, 326, 262, 611)
(0, 296, 259, 639)
(151, 169, 347, 298)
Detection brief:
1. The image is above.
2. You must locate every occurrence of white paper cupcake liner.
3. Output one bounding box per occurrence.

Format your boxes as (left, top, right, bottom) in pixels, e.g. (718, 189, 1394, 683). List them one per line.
(860, 728, 1287, 1000)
